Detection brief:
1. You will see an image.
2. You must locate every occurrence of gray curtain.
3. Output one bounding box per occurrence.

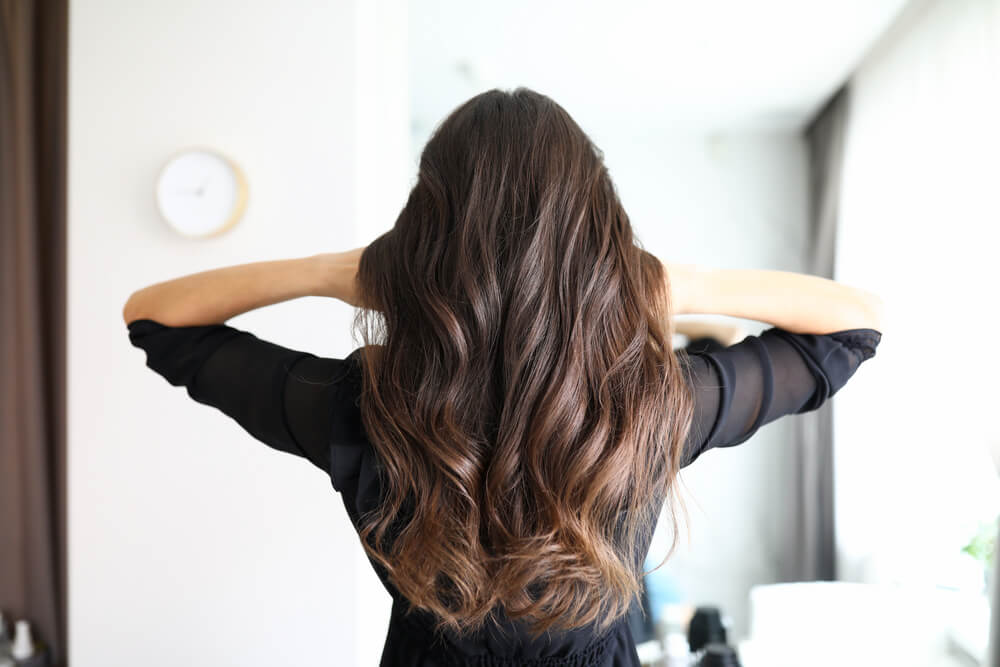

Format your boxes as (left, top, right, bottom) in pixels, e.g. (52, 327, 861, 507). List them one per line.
(791, 84, 851, 581)
(0, 0, 68, 664)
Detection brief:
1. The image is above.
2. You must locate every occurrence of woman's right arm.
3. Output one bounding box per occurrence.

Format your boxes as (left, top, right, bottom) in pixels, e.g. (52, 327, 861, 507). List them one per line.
(667, 262, 885, 335)
(664, 261, 885, 467)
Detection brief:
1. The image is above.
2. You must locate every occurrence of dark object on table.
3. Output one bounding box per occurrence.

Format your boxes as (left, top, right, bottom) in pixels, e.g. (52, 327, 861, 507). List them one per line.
(688, 606, 727, 652)
(696, 642, 742, 667)
(15, 649, 50, 667)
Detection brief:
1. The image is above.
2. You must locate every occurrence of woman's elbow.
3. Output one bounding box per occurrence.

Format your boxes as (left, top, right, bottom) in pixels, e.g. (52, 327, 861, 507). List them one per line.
(122, 292, 148, 326)
(857, 289, 887, 335)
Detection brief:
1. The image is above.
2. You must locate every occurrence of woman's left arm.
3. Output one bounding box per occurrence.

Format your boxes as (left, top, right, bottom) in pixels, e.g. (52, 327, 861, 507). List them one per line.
(122, 248, 365, 327)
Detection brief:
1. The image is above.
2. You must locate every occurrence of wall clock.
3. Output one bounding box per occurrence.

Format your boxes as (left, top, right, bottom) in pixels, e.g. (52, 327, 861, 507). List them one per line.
(155, 147, 248, 238)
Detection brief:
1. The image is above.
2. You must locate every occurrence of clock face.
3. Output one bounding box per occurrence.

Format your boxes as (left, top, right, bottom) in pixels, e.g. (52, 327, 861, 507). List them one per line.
(155, 149, 247, 237)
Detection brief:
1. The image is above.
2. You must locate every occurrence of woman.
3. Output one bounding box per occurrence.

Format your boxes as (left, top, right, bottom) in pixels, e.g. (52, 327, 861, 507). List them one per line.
(124, 87, 884, 666)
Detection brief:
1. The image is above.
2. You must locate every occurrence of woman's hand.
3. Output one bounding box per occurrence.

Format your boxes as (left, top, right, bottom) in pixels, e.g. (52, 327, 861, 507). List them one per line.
(310, 246, 366, 307)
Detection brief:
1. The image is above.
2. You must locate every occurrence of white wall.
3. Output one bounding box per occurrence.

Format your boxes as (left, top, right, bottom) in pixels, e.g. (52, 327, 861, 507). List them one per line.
(66, 1, 405, 665)
(834, 0, 1000, 588)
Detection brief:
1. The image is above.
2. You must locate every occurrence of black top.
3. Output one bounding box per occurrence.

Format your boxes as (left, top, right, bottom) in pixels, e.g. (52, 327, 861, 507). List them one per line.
(126, 318, 881, 666)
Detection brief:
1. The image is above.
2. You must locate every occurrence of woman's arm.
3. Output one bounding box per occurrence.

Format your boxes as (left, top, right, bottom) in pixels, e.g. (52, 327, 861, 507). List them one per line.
(666, 262, 885, 335)
(122, 248, 366, 327)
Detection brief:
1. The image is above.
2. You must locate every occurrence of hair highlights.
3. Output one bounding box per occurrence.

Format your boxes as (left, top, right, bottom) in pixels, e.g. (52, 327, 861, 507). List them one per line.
(351, 87, 694, 640)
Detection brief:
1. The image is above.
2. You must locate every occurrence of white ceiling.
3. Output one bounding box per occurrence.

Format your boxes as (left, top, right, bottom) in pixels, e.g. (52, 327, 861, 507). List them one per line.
(409, 0, 913, 136)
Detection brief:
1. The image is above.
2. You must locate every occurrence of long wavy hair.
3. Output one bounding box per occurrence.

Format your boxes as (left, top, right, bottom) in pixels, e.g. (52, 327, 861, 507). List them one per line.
(351, 87, 695, 640)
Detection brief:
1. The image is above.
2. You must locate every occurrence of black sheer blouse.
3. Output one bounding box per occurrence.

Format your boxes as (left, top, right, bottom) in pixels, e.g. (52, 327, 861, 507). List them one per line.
(126, 318, 881, 666)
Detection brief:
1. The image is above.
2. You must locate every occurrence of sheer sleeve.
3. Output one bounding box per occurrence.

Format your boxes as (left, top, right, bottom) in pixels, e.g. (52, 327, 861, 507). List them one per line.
(677, 326, 882, 468)
(126, 318, 361, 477)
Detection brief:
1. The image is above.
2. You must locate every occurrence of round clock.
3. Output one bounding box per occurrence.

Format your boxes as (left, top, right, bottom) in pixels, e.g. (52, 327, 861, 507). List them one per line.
(155, 147, 248, 238)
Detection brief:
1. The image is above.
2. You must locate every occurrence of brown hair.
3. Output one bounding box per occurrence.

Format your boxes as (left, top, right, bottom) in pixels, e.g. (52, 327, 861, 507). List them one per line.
(351, 87, 694, 640)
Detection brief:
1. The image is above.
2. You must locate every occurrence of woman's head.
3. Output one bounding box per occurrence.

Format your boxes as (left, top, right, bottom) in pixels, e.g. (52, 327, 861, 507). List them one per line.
(352, 87, 694, 639)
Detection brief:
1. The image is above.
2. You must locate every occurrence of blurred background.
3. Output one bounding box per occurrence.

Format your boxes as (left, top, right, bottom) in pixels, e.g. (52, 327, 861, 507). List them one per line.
(2, 0, 999, 665)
